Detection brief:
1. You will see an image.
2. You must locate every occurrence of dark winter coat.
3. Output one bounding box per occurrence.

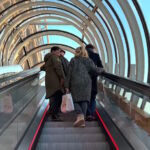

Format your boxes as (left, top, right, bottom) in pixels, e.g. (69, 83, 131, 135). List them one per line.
(41, 53, 65, 98)
(64, 56, 104, 102)
(60, 56, 69, 76)
(87, 49, 103, 94)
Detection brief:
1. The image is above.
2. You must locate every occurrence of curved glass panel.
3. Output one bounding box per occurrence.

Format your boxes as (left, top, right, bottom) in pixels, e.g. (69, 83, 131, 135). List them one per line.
(43, 35, 48, 44)
(128, 1, 148, 83)
(41, 49, 50, 60)
(103, 1, 128, 77)
(48, 35, 80, 48)
(50, 14, 81, 28)
(87, 0, 95, 7)
(47, 25, 82, 38)
(95, 12, 115, 73)
(0, 65, 23, 75)
(108, 0, 136, 66)
(64, 51, 74, 61)
(84, 37, 88, 44)
(45, 7, 83, 23)
(138, 0, 150, 34)
(79, 0, 90, 7)
(55, 0, 87, 17)
(90, 21, 106, 62)
(93, 22, 108, 63)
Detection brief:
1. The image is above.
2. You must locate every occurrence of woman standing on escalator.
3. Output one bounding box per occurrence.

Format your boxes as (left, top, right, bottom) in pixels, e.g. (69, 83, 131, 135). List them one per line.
(64, 46, 105, 127)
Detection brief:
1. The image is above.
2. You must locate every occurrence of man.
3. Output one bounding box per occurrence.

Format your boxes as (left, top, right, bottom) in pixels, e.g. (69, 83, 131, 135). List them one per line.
(85, 44, 103, 121)
(41, 46, 65, 120)
(59, 49, 69, 77)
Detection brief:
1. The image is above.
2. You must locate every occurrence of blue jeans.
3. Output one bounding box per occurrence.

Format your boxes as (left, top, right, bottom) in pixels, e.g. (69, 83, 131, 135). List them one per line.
(87, 93, 96, 116)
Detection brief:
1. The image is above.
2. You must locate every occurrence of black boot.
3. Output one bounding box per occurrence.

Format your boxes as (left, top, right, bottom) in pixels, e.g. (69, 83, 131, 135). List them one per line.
(51, 114, 62, 121)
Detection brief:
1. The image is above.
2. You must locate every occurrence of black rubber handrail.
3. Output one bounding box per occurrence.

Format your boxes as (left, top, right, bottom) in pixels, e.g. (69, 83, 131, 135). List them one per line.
(0, 70, 40, 92)
(102, 72, 150, 98)
(0, 68, 39, 86)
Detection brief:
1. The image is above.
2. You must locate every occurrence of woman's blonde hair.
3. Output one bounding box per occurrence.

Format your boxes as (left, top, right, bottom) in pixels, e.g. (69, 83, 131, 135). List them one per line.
(75, 46, 88, 58)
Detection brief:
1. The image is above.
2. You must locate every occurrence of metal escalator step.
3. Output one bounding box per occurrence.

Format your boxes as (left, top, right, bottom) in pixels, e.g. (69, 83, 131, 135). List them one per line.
(36, 142, 110, 150)
(38, 133, 106, 143)
(41, 127, 102, 134)
(47, 112, 76, 122)
(44, 121, 99, 127)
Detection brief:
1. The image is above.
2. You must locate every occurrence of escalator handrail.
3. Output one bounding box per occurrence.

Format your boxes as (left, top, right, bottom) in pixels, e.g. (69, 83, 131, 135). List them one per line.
(0, 73, 41, 136)
(0, 70, 40, 92)
(102, 72, 150, 98)
(0, 68, 39, 83)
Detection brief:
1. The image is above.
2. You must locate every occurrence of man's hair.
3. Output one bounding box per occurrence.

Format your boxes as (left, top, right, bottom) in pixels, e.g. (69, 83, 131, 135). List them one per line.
(51, 46, 60, 52)
(85, 44, 95, 50)
(60, 49, 65, 54)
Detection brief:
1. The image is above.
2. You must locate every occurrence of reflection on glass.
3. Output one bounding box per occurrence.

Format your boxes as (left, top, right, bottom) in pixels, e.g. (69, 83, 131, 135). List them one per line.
(137, 97, 143, 108)
(0, 74, 44, 150)
(0, 93, 13, 114)
(124, 92, 132, 101)
(144, 102, 150, 115)
(119, 88, 124, 96)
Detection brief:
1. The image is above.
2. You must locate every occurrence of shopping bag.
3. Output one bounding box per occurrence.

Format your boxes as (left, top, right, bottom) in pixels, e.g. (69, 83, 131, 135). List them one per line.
(61, 93, 74, 113)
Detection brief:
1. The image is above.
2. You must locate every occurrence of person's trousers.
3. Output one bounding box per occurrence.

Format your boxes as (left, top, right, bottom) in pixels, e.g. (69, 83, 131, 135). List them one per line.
(87, 92, 96, 116)
(74, 101, 88, 117)
(49, 90, 63, 115)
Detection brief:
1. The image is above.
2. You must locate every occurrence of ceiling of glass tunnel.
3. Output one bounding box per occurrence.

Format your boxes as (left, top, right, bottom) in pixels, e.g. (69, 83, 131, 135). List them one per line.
(0, 0, 149, 83)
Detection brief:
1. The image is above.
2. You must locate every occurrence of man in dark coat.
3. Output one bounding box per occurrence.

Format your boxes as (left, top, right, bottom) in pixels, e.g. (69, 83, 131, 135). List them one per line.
(40, 46, 65, 120)
(59, 49, 69, 77)
(85, 44, 103, 120)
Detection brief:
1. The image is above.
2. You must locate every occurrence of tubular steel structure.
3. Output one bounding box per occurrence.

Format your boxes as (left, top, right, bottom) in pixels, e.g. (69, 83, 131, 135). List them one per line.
(0, 0, 149, 83)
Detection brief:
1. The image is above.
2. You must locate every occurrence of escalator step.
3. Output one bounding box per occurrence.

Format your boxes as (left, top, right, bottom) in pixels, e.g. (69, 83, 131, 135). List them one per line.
(44, 121, 99, 127)
(36, 142, 110, 150)
(38, 134, 106, 143)
(41, 127, 102, 134)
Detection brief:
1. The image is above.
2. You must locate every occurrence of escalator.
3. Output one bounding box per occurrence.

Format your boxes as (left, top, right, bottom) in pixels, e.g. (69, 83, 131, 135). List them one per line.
(35, 113, 110, 150)
(1, 71, 150, 150)
(0, 70, 134, 150)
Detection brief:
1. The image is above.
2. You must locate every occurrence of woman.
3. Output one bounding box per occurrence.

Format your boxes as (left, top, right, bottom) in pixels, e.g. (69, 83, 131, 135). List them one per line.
(65, 46, 104, 127)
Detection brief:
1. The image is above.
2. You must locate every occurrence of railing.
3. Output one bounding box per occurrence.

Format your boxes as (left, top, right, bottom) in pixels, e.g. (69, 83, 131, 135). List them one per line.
(0, 69, 45, 150)
(99, 72, 150, 133)
(0, 68, 40, 88)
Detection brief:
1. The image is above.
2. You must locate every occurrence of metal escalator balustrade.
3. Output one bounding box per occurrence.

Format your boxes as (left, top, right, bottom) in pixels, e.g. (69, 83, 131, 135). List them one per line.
(0, 69, 46, 150)
(98, 72, 150, 150)
(23, 100, 134, 150)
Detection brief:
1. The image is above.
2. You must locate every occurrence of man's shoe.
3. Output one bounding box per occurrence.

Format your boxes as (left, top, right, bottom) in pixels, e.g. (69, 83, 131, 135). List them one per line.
(86, 115, 96, 121)
(51, 114, 63, 121)
(86, 115, 93, 121)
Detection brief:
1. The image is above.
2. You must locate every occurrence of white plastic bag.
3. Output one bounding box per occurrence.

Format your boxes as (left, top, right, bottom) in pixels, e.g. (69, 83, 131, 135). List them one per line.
(61, 93, 74, 113)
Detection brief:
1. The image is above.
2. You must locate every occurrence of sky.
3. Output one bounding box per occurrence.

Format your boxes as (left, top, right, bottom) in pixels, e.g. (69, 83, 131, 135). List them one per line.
(1, 0, 150, 113)
(1, 0, 149, 83)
